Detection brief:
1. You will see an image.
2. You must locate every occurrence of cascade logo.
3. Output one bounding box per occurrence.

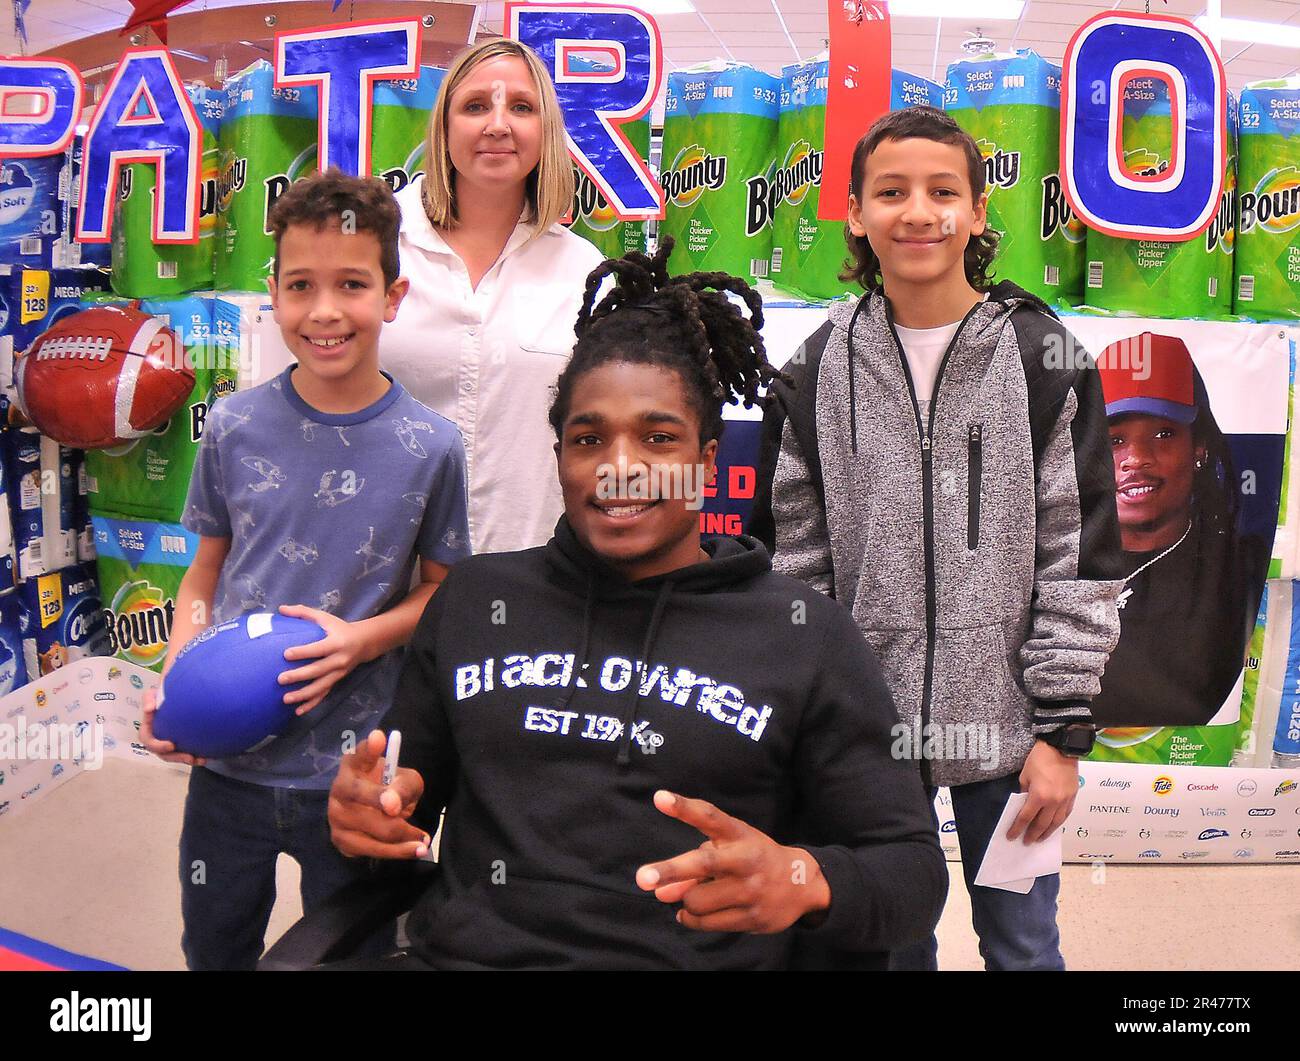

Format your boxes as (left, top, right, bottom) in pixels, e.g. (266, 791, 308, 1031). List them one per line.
(1239, 167, 1300, 235)
(660, 145, 727, 209)
(1040, 174, 1085, 244)
(977, 140, 1020, 191)
(1205, 164, 1237, 254)
(103, 581, 175, 669)
(1153, 776, 1174, 795)
(1186, 782, 1220, 792)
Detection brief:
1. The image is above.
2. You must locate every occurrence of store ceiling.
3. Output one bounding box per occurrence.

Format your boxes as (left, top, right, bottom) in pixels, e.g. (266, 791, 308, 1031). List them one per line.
(3, 0, 1297, 95)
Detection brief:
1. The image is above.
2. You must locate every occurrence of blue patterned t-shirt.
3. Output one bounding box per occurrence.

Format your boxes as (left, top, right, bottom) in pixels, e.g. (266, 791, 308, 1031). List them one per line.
(180, 366, 471, 788)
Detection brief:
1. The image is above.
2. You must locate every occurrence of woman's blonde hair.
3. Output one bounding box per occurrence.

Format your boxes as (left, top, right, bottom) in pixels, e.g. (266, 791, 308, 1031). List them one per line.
(421, 39, 573, 236)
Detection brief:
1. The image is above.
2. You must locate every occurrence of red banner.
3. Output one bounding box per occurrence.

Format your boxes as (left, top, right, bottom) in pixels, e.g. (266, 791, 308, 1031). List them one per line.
(820, 0, 892, 222)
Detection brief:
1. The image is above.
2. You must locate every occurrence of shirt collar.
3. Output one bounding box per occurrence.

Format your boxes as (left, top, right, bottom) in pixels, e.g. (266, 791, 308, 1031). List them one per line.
(400, 173, 542, 263)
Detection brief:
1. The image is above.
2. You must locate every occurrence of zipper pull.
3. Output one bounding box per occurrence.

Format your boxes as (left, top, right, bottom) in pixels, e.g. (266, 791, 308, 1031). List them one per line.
(921, 434, 932, 462)
(969, 424, 982, 444)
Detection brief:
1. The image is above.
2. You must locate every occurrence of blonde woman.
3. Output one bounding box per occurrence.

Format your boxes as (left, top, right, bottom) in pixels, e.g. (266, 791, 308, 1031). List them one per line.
(380, 39, 604, 555)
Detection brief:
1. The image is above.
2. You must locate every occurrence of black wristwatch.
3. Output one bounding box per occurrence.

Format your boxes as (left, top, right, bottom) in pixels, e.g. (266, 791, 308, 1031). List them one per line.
(1040, 724, 1096, 758)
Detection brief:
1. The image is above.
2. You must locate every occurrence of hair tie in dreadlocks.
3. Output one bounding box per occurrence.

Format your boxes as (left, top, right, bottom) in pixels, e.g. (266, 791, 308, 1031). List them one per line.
(552, 236, 787, 444)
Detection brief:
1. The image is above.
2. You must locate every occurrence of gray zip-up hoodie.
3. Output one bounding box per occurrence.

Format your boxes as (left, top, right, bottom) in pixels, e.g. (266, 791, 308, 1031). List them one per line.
(750, 281, 1125, 787)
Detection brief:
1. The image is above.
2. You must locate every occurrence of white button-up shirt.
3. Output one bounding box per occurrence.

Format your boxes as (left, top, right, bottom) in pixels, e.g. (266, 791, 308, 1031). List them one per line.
(381, 176, 605, 555)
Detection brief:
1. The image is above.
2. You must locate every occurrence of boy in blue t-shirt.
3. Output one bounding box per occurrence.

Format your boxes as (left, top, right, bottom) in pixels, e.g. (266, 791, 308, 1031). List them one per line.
(140, 169, 472, 970)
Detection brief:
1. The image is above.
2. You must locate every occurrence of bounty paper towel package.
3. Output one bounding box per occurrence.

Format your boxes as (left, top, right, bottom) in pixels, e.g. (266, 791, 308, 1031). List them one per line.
(944, 50, 1084, 305)
(371, 66, 445, 193)
(19, 563, 108, 677)
(0, 155, 60, 270)
(92, 515, 193, 673)
(661, 64, 779, 284)
(217, 60, 318, 293)
(568, 117, 651, 259)
(1086, 83, 1238, 318)
(111, 86, 222, 298)
(771, 60, 942, 300)
(83, 295, 236, 522)
(1235, 79, 1300, 320)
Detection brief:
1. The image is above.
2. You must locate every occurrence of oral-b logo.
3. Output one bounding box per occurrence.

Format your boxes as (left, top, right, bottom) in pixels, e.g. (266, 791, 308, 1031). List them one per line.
(1249, 808, 1276, 817)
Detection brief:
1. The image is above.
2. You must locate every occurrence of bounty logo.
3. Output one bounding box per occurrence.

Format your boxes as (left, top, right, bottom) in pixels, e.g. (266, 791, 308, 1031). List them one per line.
(0, 162, 36, 225)
(104, 581, 175, 669)
(571, 167, 621, 233)
(1040, 174, 1084, 244)
(1239, 166, 1300, 236)
(977, 140, 1020, 192)
(660, 145, 727, 209)
(745, 141, 825, 240)
(1124, 147, 1168, 179)
(217, 157, 248, 214)
(1205, 163, 1237, 254)
(262, 145, 319, 234)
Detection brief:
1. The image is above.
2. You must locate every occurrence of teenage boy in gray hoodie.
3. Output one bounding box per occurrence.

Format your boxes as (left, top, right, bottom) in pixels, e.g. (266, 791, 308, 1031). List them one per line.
(751, 106, 1125, 970)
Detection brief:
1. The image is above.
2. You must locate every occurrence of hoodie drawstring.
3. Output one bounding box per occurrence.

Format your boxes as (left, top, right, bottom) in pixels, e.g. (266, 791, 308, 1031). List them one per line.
(616, 580, 674, 766)
(846, 296, 869, 455)
(553, 570, 597, 713)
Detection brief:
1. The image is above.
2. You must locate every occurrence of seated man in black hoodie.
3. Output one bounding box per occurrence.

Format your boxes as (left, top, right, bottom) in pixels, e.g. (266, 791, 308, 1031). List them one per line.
(326, 239, 948, 970)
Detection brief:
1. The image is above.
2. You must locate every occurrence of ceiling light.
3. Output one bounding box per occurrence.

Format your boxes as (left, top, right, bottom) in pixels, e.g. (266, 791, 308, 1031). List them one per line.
(1194, 15, 1300, 51)
(886, 0, 1025, 19)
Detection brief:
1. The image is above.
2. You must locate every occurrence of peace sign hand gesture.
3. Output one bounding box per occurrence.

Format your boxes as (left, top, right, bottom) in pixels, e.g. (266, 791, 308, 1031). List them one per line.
(635, 790, 831, 934)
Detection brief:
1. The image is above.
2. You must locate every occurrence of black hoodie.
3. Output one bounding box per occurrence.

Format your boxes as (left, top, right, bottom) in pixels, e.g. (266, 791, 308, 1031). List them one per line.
(387, 517, 948, 970)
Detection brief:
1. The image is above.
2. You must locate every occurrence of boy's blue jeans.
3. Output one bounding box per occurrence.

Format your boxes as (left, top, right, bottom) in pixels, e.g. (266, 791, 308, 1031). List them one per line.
(890, 769, 1066, 971)
(179, 766, 370, 971)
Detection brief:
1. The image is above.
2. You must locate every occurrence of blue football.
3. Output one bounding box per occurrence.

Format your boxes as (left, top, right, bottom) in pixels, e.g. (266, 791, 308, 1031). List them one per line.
(155, 613, 327, 759)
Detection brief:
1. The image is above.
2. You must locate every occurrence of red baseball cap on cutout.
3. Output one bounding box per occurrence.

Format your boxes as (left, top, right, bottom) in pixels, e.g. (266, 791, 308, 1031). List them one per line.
(1097, 332, 1197, 425)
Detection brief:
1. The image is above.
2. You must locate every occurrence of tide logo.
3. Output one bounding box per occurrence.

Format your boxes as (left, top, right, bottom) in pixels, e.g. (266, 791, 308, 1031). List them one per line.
(660, 145, 727, 209)
(1153, 776, 1174, 796)
(1239, 167, 1300, 236)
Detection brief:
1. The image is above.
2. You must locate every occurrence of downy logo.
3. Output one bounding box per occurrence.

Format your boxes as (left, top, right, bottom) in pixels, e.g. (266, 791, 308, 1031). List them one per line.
(104, 581, 175, 669)
(1040, 174, 1085, 244)
(661, 145, 727, 209)
(1239, 166, 1300, 235)
(977, 139, 1020, 192)
(745, 142, 824, 237)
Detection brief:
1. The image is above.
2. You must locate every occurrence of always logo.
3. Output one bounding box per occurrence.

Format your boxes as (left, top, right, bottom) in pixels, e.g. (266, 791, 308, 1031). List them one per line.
(660, 145, 727, 209)
(1239, 166, 1300, 236)
(744, 141, 824, 238)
